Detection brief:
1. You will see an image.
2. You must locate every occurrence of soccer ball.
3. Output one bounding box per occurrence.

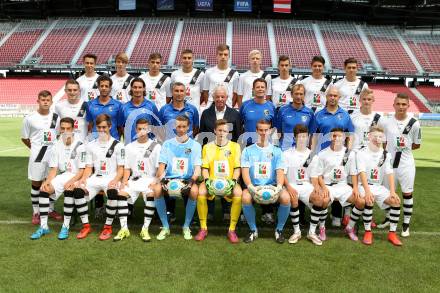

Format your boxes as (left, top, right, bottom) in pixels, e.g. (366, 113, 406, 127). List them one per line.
(167, 179, 185, 197)
(252, 185, 280, 204)
(211, 178, 229, 196)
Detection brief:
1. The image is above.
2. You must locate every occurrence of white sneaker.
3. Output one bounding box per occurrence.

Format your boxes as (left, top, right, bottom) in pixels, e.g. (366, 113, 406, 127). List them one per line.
(332, 217, 342, 227)
(307, 233, 323, 246)
(244, 230, 258, 243)
(288, 231, 302, 244)
(401, 226, 410, 237)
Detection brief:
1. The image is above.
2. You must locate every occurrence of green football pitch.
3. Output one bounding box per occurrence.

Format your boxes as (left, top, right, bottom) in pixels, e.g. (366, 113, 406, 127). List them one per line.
(0, 118, 439, 292)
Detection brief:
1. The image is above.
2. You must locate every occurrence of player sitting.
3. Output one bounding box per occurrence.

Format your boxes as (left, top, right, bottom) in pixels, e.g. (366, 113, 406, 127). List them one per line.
(241, 119, 291, 243)
(154, 115, 202, 240)
(357, 126, 402, 246)
(116, 118, 161, 242)
(75, 114, 125, 241)
(195, 119, 242, 243)
(310, 128, 365, 242)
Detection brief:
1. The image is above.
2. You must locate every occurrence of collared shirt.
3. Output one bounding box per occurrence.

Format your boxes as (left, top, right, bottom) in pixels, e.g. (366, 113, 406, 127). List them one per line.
(215, 106, 226, 120)
(275, 103, 315, 150)
(120, 98, 160, 143)
(159, 102, 200, 138)
(86, 97, 123, 140)
(310, 106, 354, 151)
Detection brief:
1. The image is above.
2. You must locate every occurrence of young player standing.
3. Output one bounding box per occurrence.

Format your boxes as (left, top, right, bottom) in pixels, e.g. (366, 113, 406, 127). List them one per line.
(271, 55, 296, 109)
(111, 52, 134, 104)
(77, 53, 100, 102)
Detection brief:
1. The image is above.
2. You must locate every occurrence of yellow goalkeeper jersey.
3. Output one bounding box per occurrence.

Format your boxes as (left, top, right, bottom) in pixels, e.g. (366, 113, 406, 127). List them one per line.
(202, 141, 241, 180)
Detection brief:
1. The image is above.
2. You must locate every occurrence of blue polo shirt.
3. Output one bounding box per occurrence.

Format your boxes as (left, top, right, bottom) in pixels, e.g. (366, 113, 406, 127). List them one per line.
(275, 103, 315, 150)
(120, 99, 160, 143)
(159, 102, 199, 138)
(239, 99, 275, 144)
(310, 106, 354, 151)
(86, 97, 123, 140)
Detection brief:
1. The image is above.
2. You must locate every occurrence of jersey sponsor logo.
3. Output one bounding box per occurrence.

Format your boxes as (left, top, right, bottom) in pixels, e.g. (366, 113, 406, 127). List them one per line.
(43, 131, 52, 142)
(370, 168, 379, 181)
(278, 93, 287, 105)
(100, 161, 107, 171)
(185, 86, 191, 100)
(138, 160, 145, 171)
(120, 149, 125, 159)
(80, 151, 86, 162)
(259, 164, 267, 175)
(332, 168, 342, 181)
(214, 160, 228, 178)
(66, 161, 73, 173)
(117, 91, 123, 101)
(88, 91, 95, 101)
(349, 96, 357, 107)
(254, 162, 271, 179)
(297, 168, 305, 180)
(176, 159, 185, 171)
(74, 119, 79, 129)
(312, 93, 321, 104)
(148, 90, 156, 101)
(396, 136, 405, 148)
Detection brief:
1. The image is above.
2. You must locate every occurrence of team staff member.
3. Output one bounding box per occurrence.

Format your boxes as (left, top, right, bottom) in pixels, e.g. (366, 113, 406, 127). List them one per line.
(76, 114, 125, 241)
(139, 53, 171, 110)
(77, 53, 100, 102)
(55, 79, 88, 142)
(22, 90, 61, 225)
(275, 84, 314, 151)
(170, 49, 205, 113)
(202, 44, 239, 108)
(111, 52, 134, 104)
(382, 93, 421, 237)
(86, 75, 124, 140)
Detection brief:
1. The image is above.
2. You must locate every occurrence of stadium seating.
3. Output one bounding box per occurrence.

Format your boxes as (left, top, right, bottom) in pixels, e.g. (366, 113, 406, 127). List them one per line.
(0, 77, 67, 104)
(79, 18, 136, 65)
(404, 34, 440, 73)
(176, 19, 226, 67)
(232, 20, 272, 69)
(34, 19, 92, 65)
(363, 26, 417, 75)
(130, 19, 177, 68)
(369, 83, 430, 113)
(0, 20, 50, 66)
(416, 85, 440, 104)
(319, 22, 371, 70)
(272, 20, 321, 70)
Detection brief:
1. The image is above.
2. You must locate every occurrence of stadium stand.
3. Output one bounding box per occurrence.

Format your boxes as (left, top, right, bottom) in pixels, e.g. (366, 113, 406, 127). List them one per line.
(404, 34, 440, 73)
(33, 19, 93, 65)
(78, 18, 136, 65)
(130, 18, 177, 68)
(0, 20, 50, 66)
(416, 85, 440, 104)
(232, 20, 272, 69)
(319, 22, 371, 70)
(362, 26, 418, 75)
(272, 20, 321, 70)
(369, 83, 430, 113)
(176, 19, 226, 67)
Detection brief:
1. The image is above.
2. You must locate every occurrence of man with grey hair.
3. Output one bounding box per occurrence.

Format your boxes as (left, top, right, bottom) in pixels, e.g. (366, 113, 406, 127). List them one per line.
(199, 84, 242, 222)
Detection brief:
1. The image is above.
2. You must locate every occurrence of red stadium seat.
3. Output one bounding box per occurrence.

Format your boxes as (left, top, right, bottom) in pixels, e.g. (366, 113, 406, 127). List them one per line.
(416, 85, 440, 104)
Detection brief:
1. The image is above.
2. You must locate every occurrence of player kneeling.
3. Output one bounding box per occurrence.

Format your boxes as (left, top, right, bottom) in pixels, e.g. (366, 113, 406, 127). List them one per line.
(357, 126, 402, 246)
(75, 114, 125, 241)
(195, 119, 242, 243)
(30, 118, 90, 240)
(284, 124, 326, 245)
(154, 115, 202, 240)
(117, 118, 161, 242)
(311, 128, 365, 242)
(241, 119, 291, 243)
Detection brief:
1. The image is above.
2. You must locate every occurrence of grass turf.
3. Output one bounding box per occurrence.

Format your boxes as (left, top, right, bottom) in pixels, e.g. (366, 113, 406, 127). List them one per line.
(0, 118, 439, 292)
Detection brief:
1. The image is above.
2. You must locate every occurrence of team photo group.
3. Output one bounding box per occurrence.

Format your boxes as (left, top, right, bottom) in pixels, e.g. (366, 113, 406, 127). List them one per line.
(22, 43, 421, 247)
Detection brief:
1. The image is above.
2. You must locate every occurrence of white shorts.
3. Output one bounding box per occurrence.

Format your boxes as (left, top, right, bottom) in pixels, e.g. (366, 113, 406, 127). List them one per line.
(289, 183, 313, 209)
(120, 177, 155, 205)
(50, 172, 76, 200)
(28, 153, 52, 181)
(359, 184, 390, 210)
(387, 164, 415, 193)
(327, 183, 352, 206)
(85, 175, 114, 200)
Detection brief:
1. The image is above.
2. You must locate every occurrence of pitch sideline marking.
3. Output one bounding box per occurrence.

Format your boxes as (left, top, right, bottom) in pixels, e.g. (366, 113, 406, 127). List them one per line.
(0, 146, 25, 153)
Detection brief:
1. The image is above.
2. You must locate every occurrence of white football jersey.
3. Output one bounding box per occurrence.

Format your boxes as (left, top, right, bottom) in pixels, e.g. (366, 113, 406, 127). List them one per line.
(202, 66, 239, 107)
(54, 99, 88, 142)
(356, 146, 393, 185)
(333, 77, 368, 112)
(237, 70, 272, 104)
(283, 147, 313, 185)
(383, 115, 421, 167)
(271, 76, 294, 108)
(76, 73, 100, 102)
(351, 111, 385, 150)
(297, 75, 332, 110)
(310, 147, 357, 185)
(124, 139, 161, 178)
(170, 68, 205, 113)
(21, 111, 60, 155)
(49, 137, 86, 174)
(111, 73, 132, 103)
(85, 137, 125, 177)
(139, 72, 171, 110)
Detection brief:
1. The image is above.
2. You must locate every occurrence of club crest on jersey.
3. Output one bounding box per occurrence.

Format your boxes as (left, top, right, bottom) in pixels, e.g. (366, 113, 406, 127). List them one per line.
(333, 168, 342, 180)
(80, 151, 86, 162)
(148, 90, 156, 101)
(43, 131, 52, 142)
(313, 94, 321, 103)
(138, 160, 145, 171)
(301, 115, 308, 123)
(266, 152, 273, 159)
(264, 110, 270, 116)
(396, 136, 405, 147)
(74, 119, 79, 129)
(297, 168, 305, 180)
(279, 93, 287, 104)
(370, 168, 379, 180)
(337, 114, 343, 120)
(349, 97, 357, 106)
(185, 148, 192, 155)
(109, 106, 113, 112)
